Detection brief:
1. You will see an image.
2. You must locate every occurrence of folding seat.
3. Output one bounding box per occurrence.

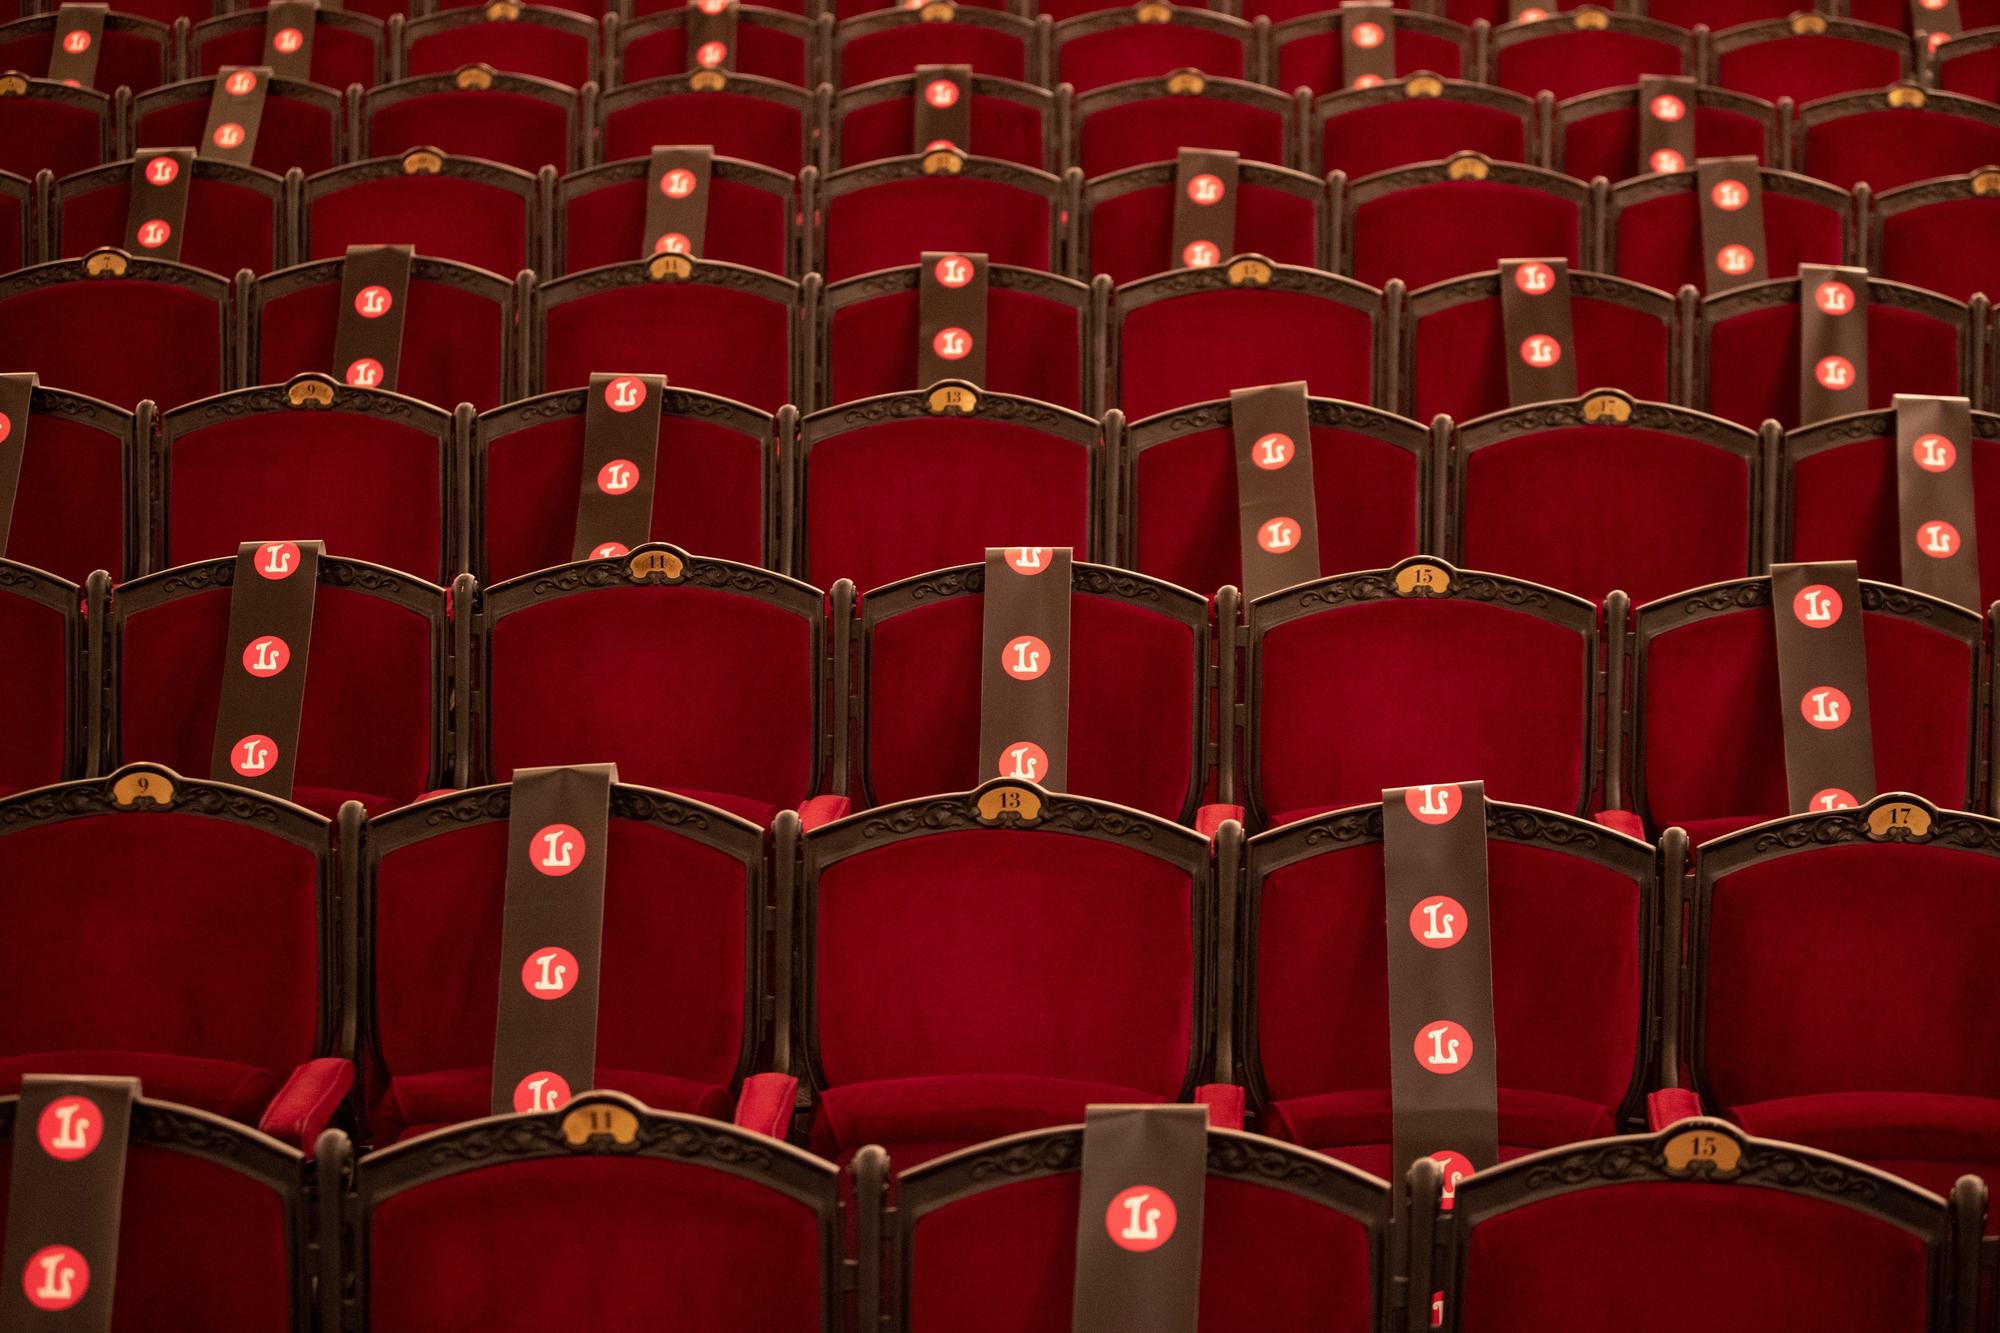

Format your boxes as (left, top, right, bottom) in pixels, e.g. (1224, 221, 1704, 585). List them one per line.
(0, 10, 176, 94)
(1870, 171, 2000, 308)
(304, 151, 542, 279)
(133, 73, 345, 176)
(53, 157, 290, 278)
(1084, 160, 1323, 286)
(473, 384, 778, 582)
(338, 1094, 842, 1331)
(1795, 86, 2000, 193)
(1626, 575, 1979, 841)
(817, 263, 1093, 412)
(398, 4, 601, 88)
(534, 256, 796, 412)
(1411, 1122, 1973, 1332)
(1242, 796, 1653, 1174)
(0, 385, 136, 583)
(599, 72, 811, 175)
(831, 6, 1041, 89)
(799, 782, 1226, 1164)
(1337, 154, 1589, 291)
(1123, 396, 1427, 595)
(1489, 9, 1694, 102)
(190, 7, 388, 91)
(0, 1088, 317, 1328)
(0, 560, 83, 798)
(1243, 557, 1600, 827)
(1450, 392, 1759, 606)
(1709, 16, 1912, 107)
(0, 169, 24, 275)
(468, 544, 835, 826)
(888, 1124, 1386, 1332)
(1115, 261, 1384, 419)
(1074, 74, 1297, 178)
(360, 67, 585, 174)
(1552, 84, 1779, 184)
(812, 155, 1071, 282)
(0, 764, 350, 1141)
(1314, 79, 1536, 179)
(558, 153, 796, 277)
(1052, 7, 1255, 93)
(1270, 9, 1478, 94)
(1606, 167, 1850, 296)
(831, 72, 1057, 171)
(797, 392, 1103, 592)
(0, 77, 114, 182)
(0, 252, 232, 410)
(613, 4, 818, 87)
(1931, 28, 2000, 107)
(1699, 275, 1972, 430)
(157, 377, 456, 581)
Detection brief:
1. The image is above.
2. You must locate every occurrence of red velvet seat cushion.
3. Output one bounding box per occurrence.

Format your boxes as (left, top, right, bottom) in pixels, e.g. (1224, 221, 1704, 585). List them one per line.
(562, 172, 790, 276)
(137, 91, 337, 176)
(1057, 25, 1248, 92)
(1875, 196, 2000, 306)
(603, 90, 805, 175)
(310, 174, 531, 278)
(1089, 179, 1317, 287)
(1120, 287, 1376, 419)
(1412, 290, 1669, 424)
(1717, 35, 1905, 106)
(1803, 108, 2000, 192)
(368, 90, 572, 174)
(1264, 1085, 1616, 1176)
(810, 1072, 1167, 1164)
(0, 99, 105, 182)
(259, 274, 508, 411)
(60, 175, 279, 278)
(1078, 97, 1288, 177)
(1321, 99, 1527, 178)
(1492, 30, 1686, 101)
(838, 91, 1047, 170)
(827, 285, 1084, 410)
(0, 589, 72, 794)
(822, 176, 1053, 282)
(1613, 187, 1844, 296)
(540, 280, 792, 413)
(1351, 179, 1581, 290)
(1729, 1091, 2000, 1207)
(1705, 300, 1962, 429)
(0, 278, 223, 410)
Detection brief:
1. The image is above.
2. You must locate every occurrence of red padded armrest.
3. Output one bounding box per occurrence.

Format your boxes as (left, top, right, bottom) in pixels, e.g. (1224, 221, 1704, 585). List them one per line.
(1196, 1083, 1246, 1131)
(732, 1072, 799, 1138)
(1648, 1087, 1704, 1131)
(1594, 809, 1646, 840)
(258, 1057, 355, 1147)
(798, 795, 850, 832)
(1196, 804, 1246, 838)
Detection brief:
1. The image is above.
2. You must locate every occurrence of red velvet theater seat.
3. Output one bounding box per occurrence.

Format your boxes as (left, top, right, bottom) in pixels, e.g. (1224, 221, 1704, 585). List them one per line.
(1869, 171, 2000, 307)
(471, 544, 832, 826)
(534, 257, 796, 413)
(0, 385, 138, 583)
(797, 392, 1102, 594)
(857, 561, 1209, 820)
(1698, 276, 1971, 430)
(800, 783, 1213, 1165)
(892, 1126, 1386, 1332)
(250, 253, 519, 412)
(831, 6, 1040, 89)
(1552, 84, 1779, 184)
(1315, 80, 1536, 180)
(1796, 87, 2000, 193)
(0, 11, 176, 93)
(1416, 1122, 1967, 1333)
(361, 68, 584, 174)
(1243, 798, 1653, 1176)
(817, 264, 1093, 413)
(1052, 7, 1253, 93)
(1627, 576, 1980, 843)
(1689, 802, 2000, 1207)
(1244, 558, 1599, 828)
(345, 1094, 842, 1331)
(359, 781, 773, 1143)
(304, 152, 541, 279)
(473, 385, 777, 582)
(1490, 9, 1693, 101)
(0, 80, 113, 195)
(1450, 393, 1759, 606)
(1849, 0, 2000, 30)
(52, 0, 218, 23)
(1337, 154, 1589, 292)
(1124, 395, 1427, 597)
(157, 379, 455, 583)
(54, 158, 289, 279)
(614, 4, 817, 87)
(558, 154, 797, 277)
(399, 4, 601, 88)
(0, 170, 25, 275)
(598, 72, 813, 176)
(1930, 28, 2000, 106)
(105, 558, 447, 817)
(1402, 269, 1678, 424)
(1783, 408, 2000, 609)
(0, 254, 231, 411)
(1606, 167, 1851, 296)
(812, 155, 1070, 283)
(0, 561, 82, 799)
(830, 73, 1057, 172)
(1644, 0, 1812, 25)
(0, 1093, 316, 1330)
(133, 74, 344, 177)
(1084, 160, 1325, 288)
(1272, 10, 1476, 94)
(0, 766, 345, 1138)
(1114, 262, 1384, 420)
(1073, 75, 1299, 178)
(190, 7, 387, 90)
(1710, 16, 1912, 107)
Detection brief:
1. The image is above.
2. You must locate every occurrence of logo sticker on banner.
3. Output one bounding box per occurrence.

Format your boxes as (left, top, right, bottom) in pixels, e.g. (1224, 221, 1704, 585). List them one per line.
(1498, 258, 1577, 405)
(1230, 381, 1320, 600)
(2, 1075, 137, 1332)
(1070, 1104, 1208, 1332)
(1170, 148, 1240, 274)
(978, 546, 1073, 789)
(572, 372, 667, 561)
(209, 539, 322, 799)
(918, 250, 989, 388)
(1893, 395, 1981, 609)
(1769, 561, 1876, 812)
(913, 63, 973, 153)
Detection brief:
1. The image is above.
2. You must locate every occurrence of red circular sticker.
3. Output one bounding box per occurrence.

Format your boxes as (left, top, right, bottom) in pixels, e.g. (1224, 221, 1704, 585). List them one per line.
(256, 541, 302, 579)
(1252, 431, 1295, 471)
(596, 458, 640, 495)
(1810, 787, 1858, 811)
(1512, 262, 1555, 295)
(1791, 583, 1842, 628)
(1106, 1185, 1178, 1252)
(354, 285, 393, 318)
(1002, 634, 1051, 680)
(1710, 178, 1750, 211)
(1351, 19, 1385, 46)
(934, 254, 976, 287)
(1814, 280, 1857, 315)
(1649, 93, 1686, 122)
(1185, 173, 1226, 206)
(924, 137, 961, 153)
(521, 946, 579, 999)
(212, 122, 246, 149)
(225, 69, 258, 95)
(1416, 1020, 1474, 1073)
(932, 326, 973, 360)
(1256, 515, 1301, 554)
(1181, 240, 1221, 268)
(1648, 148, 1686, 173)
(697, 0, 730, 11)
(1922, 0, 1948, 9)
(531, 823, 585, 875)
(0, 412, 10, 446)
(61, 28, 91, 53)
(695, 39, 727, 66)
(513, 1071, 571, 1113)
(23, 1245, 87, 1311)
(659, 167, 697, 198)
(652, 231, 691, 255)
(241, 634, 290, 678)
(998, 740, 1050, 781)
(345, 357, 385, 388)
(1913, 433, 1957, 472)
(924, 78, 959, 108)
(273, 25, 304, 52)
(604, 375, 648, 411)
(135, 218, 171, 249)
(1519, 334, 1562, 368)
(1518, 4, 1547, 16)
(1714, 244, 1756, 276)
(1801, 685, 1852, 731)
(1814, 355, 1856, 391)
(1351, 73, 1384, 88)
(144, 155, 180, 186)
(1918, 519, 1962, 558)
(1432, 1150, 1475, 1210)
(591, 541, 630, 559)
(1404, 783, 1461, 824)
(37, 1096, 103, 1161)
(1409, 894, 1467, 948)
(229, 733, 278, 777)
(1004, 546, 1051, 574)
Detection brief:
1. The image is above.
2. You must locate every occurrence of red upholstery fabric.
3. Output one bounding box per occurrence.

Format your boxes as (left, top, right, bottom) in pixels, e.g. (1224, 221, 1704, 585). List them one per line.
(821, 175, 1053, 282)
(1119, 287, 1376, 419)
(603, 87, 806, 175)
(621, 22, 809, 85)
(838, 23, 1030, 87)
(1613, 186, 1844, 295)
(811, 1072, 1168, 1163)
(1803, 107, 2000, 192)
(136, 90, 338, 176)
(540, 278, 791, 412)
(309, 173, 531, 277)
(485, 584, 816, 808)
(365, 1157, 828, 1330)
(1077, 96, 1289, 177)
(0, 23, 169, 92)
(1492, 30, 1687, 101)
(405, 21, 593, 86)
(1411, 293, 1669, 435)
(0, 178, 22, 275)
(1705, 299, 1963, 430)
(0, 589, 68, 794)
(367, 88, 572, 173)
(1321, 99, 1528, 178)
(1559, 104, 1769, 185)
(1351, 179, 1582, 291)
(1597, 808, 1646, 839)
(259, 271, 508, 411)
(803, 416, 1094, 592)
(1646, 0, 1799, 25)
(1729, 1091, 2000, 1205)
(827, 285, 1084, 409)
(0, 96, 105, 182)
(1937, 44, 2000, 103)
(1876, 195, 2000, 305)
(1254, 598, 1590, 820)
(193, 18, 380, 89)
(1716, 34, 1905, 105)
(732, 1071, 798, 1137)
(3, 408, 126, 583)
(1089, 178, 1318, 286)
(1279, 28, 1468, 93)
(1056, 25, 1249, 93)
(1266, 1087, 1614, 1175)
(837, 91, 1047, 170)
(258, 1055, 354, 1146)
(1648, 1085, 1703, 1128)
(1849, 0, 2000, 27)
(562, 171, 790, 275)
(59, 172, 279, 278)
(0, 276, 224, 410)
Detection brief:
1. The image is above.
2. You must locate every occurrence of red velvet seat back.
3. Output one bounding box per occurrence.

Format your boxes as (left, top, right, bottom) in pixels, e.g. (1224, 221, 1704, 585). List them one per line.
(0, 91, 108, 181)
(1874, 192, 2000, 306)
(0, 271, 226, 410)
(135, 86, 339, 176)
(1703, 291, 1965, 430)
(1118, 282, 1378, 420)
(1320, 96, 1530, 178)
(1492, 27, 1689, 100)
(1936, 39, 2000, 104)
(1801, 102, 2000, 192)
(620, 18, 809, 85)
(0, 173, 23, 275)
(825, 276, 1086, 410)
(1715, 31, 1907, 106)
(58, 168, 282, 278)
(1646, 0, 1801, 24)
(835, 84, 1049, 171)
(602, 81, 809, 175)
(0, 17, 170, 92)
(307, 169, 533, 278)
(561, 164, 792, 276)
(836, 18, 1032, 87)
(403, 18, 595, 87)
(1, 394, 131, 583)
(1278, 23, 1469, 92)
(820, 170, 1057, 282)
(0, 574, 73, 796)
(1088, 171, 1319, 286)
(1349, 176, 1583, 291)
(1612, 179, 1846, 296)
(1847, 0, 2000, 25)
(1076, 92, 1290, 178)
(1558, 99, 1771, 185)
(1055, 21, 1249, 92)
(366, 85, 574, 174)
(193, 13, 382, 90)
